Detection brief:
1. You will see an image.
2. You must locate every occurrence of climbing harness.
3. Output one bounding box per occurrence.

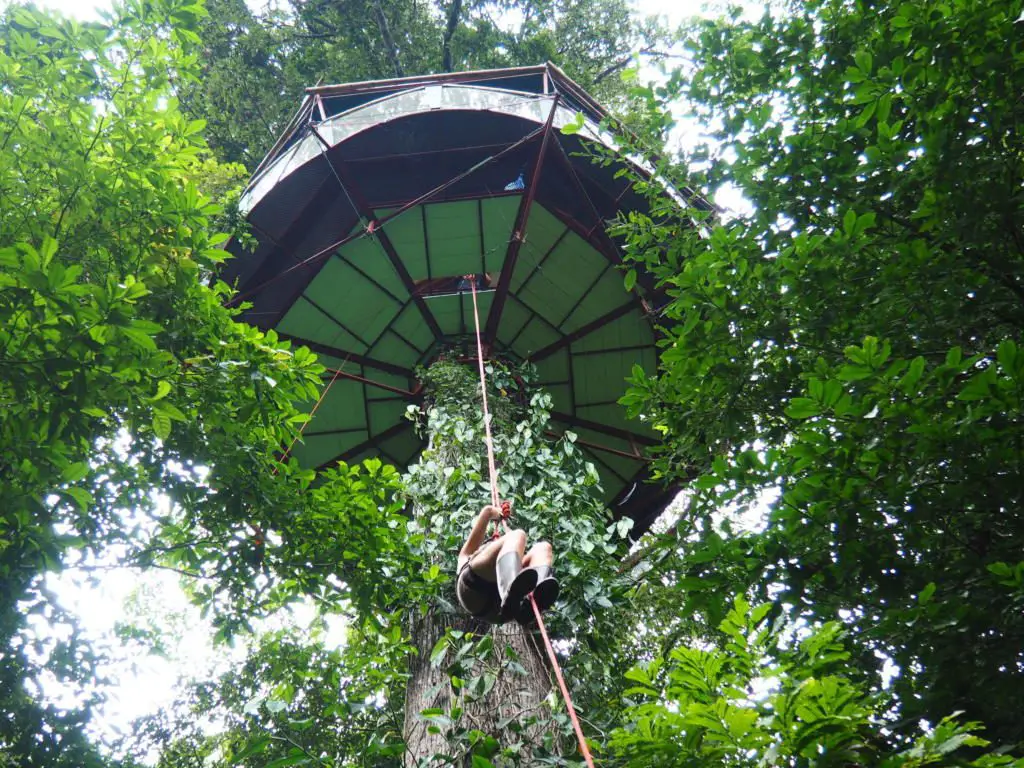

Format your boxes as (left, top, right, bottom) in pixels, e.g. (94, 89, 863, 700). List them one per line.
(466, 275, 597, 768)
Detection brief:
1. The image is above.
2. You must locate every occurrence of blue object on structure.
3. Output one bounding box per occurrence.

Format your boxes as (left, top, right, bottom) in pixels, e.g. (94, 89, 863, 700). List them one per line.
(504, 172, 525, 191)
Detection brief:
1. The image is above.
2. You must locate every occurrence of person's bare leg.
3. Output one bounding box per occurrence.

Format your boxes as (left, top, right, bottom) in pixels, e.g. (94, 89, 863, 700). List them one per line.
(522, 541, 552, 568)
(466, 537, 505, 581)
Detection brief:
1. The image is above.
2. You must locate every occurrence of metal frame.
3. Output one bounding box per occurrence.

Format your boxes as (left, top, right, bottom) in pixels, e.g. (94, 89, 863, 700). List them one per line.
(227, 65, 695, 531)
(483, 97, 560, 343)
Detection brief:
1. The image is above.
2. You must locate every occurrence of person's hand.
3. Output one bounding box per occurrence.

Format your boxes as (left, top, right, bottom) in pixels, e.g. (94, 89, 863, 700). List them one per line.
(481, 504, 503, 521)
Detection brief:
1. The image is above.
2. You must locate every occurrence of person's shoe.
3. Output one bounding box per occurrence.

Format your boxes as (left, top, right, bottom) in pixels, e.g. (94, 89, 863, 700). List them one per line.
(516, 566, 560, 626)
(496, 552, 538, 622)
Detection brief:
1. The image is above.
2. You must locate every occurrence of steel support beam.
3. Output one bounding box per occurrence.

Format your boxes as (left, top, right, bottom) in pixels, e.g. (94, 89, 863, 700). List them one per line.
(483, 96, 560, 343)
(544, 430, 649, 462)
(227, 125, 545, 309)
(276, 332, 413, 378)
(311, 127, 444, 342)
(549, 410, 657, 447)
(528, 300, 635, 362)
(321, 367, 417, 398)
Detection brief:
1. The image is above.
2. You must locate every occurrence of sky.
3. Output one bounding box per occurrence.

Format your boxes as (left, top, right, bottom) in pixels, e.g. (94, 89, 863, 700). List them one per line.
(20, 0, 756, 756)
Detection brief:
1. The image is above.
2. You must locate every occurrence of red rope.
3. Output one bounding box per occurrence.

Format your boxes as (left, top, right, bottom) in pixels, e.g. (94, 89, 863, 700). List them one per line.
(530, 593, 596, 767)
(466, 275, 595, 767)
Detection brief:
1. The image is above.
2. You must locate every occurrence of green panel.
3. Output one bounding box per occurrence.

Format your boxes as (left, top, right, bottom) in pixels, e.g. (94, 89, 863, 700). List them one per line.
(522, 229, 604, 296)
(535, 348, 570, 384)
(425, 201, 481, 277)
(367, 331, 422, 370)
(515, 275, 571, 328)
(368, 399, 407, 434)
(378, 428, 422, 466)
(377, 207, 427, 280)
(292, 430, 368, 469)
(460, 290, 493, 337)
(509, 205, 568, 292)
(277, 300, 366, 352)
(572, 313, 653, 353)
(573, 349, 650, 411)
(560, 271, 633, 333)
(303, 378, 365, 432)
(481, 197, 521, 274)
(304, 257, 400, 346)
(510, 316, 561, 357)
(545, 383, 572, 414)
(494, 298, 531, 349)
(427, 294, 464, 336)
(389, 302, 434, 353)
(336, 240, 408, 300)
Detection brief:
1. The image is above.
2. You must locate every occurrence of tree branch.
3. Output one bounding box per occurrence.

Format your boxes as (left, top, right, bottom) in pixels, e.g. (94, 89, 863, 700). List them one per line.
(441, 0, 463, 72)
(371, 0, 405, 78)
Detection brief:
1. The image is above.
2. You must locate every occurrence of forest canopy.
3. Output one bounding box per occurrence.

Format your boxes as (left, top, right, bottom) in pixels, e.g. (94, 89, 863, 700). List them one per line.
(0, 0, 1022, 766)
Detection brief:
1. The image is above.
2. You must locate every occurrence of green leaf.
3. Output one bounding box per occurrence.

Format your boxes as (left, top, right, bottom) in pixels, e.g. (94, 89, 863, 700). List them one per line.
(230, 735, 271, 762)
(149, 380, 172, 402)
(153, 412, 172, 440)
(785, 398, 820, 419)
(918, 582, 937, 605)
(624, 269, 637, 291)
(837, 364, 872, 381)
(120, 325, 158, 351)
(62, 462, 89, 483)
(265, 699, 287, 714)
(430, 636, 448, 667)
(64, 487, 93, 511)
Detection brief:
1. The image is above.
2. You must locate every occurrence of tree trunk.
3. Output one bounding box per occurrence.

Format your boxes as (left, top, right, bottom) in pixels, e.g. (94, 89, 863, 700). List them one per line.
(399, 360, 577, 765)
(403, 603, 553, 766)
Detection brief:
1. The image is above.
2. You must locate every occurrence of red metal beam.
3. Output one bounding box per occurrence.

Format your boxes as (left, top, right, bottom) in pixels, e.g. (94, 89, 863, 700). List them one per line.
(226, 125, 545, 309)
(276, 332, 413, 378)
(549, 410, 657, 447)
(484, 96, 560, 343)
(528, 300, 635, 362)
(544, 430, 647, 462)
(321, 367, 417, 398)
(310, 127, 444, 342)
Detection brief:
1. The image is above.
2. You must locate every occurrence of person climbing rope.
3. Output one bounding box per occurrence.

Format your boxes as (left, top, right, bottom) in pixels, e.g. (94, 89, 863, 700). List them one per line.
(456, 503, 560, 624)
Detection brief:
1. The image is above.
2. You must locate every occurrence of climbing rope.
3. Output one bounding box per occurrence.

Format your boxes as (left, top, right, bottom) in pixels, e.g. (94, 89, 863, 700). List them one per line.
(465, 275, 596, 768)
(467, 274, 501, 509)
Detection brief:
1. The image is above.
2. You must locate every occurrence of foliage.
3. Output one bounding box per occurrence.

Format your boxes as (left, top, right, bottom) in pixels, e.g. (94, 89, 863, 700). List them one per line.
(0, 1, 324, 764)
(179, 0, 679, 166)
(136, 357, 637, 767)
(128, 624, 410, 768)
(615, 0, 1024, 753)
(609, 597, 1024, 768)
(7, 0, 1024, 767)
(405, 359, 630, 632)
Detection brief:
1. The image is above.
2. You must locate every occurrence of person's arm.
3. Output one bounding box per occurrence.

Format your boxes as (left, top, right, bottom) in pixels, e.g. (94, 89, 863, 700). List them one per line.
(459, 505, 502, 562)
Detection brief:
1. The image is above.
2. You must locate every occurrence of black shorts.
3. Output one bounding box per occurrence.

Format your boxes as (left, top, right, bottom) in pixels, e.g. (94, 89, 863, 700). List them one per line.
(456, 562, 503, 624)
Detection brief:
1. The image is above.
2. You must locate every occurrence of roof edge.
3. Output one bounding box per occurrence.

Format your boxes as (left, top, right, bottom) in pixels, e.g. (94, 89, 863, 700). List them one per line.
(306, 64, 553, 97)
